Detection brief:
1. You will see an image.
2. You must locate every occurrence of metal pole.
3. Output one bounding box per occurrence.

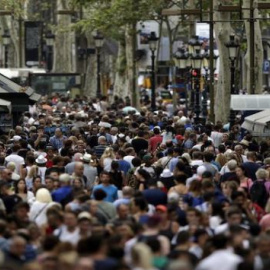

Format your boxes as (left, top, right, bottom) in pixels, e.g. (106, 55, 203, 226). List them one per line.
(4, 46, 8, 68)
(194, 69, 201, 124)
(190, 71, 195, 112)
(19, 13, 23, 67)
(151, 50, 156, 111)
(250, 0, 255, 94)
(47, 45, 53, 72)
(185, 69, 189, 113)
(229, 59, 236, 129)
(173, 66, 177, 111)
(202, 70, 208, 119)
(209, 0, 215, 122)
(97, 48, 101, 98)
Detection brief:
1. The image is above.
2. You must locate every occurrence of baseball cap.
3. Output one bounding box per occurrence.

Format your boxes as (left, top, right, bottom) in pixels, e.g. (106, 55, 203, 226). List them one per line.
(175, 135, 184, 140)
(143, 154, 152, 161)
(156, 205, 167, 212)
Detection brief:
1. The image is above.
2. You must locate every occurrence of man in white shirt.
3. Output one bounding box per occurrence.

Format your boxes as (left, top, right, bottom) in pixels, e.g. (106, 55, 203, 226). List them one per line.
(54, 211, 80, 246)
(196, 234, 242, 270)
(5, 145, 24, 175)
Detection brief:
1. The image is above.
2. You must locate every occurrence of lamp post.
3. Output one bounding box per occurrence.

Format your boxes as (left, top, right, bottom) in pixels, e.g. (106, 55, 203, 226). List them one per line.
(94, 32, 104, 99)
(188, 36, 203, 114)
(226, 35, 239, 129)
(189, 36, 203, 124)
(148, 32, 159, 112)
(202, 50, 218, 120)
(2, 30, 10, 68)
(174, 47, 190, 112)
(45, 30, 55, 72)
(191, 49, 204, 124)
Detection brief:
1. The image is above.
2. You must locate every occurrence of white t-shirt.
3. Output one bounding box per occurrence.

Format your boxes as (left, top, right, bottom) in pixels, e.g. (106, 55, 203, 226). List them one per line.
(54, 226, 80, 246)
(124, 156, 134, 168)
(5, 154, 24, 174)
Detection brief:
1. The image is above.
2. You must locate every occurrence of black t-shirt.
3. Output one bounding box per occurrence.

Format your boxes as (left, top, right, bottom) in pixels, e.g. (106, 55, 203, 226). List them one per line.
(2, 194, 22, 213)
(109, 171, 123, 190)
(94, 258, 118, 270)
(131, 138, 148, 154)
(142, 188, 167, 206)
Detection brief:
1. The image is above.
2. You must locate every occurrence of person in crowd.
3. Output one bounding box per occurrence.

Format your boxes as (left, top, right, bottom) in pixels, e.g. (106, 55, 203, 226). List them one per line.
(1, 93, 270, 270)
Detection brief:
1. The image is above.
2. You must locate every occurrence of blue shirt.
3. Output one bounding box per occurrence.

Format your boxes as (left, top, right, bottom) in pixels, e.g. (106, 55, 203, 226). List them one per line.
(92, 184, 118, 203)
(52, 186, 72, 203)
(169, 157, 180, 172)
(118, 160, 131, 175)
(49, 135, 67, 150)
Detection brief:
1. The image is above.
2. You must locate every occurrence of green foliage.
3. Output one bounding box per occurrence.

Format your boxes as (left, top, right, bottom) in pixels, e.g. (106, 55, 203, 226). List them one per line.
(71, 0, 166, 36)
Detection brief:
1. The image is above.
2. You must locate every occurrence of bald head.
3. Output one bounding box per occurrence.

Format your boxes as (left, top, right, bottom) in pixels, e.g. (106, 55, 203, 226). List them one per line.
(122, 186, 134, 197)
(74, 162, 84, 177)
(73, 153, 83, 162)
(10, 236, 26, 257)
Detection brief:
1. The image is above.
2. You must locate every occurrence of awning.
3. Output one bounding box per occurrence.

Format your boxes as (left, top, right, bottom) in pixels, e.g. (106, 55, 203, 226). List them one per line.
(0, 98, 11, 113)
(0, 73, 41, 102)
(241, 110, 270, 135)
(231, 95, 270, 110)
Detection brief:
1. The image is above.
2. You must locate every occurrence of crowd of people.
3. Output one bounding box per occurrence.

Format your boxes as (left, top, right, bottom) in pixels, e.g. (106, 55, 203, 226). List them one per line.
(0, 94, 270, 270)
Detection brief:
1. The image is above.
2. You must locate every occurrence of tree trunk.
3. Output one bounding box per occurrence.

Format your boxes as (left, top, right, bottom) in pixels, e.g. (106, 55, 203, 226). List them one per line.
(243, 0, 263, 94)
(114, 40, 128, 98)
(125, 25, 139, 107)
(53, 0, 73, 72)
(214, 0, 232, 123)
(0, 17, 20, 68)
(83, 33, 97, 98)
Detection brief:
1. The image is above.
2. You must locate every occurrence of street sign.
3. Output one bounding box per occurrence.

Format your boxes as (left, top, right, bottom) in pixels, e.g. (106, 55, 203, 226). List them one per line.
(263, 60, 270, 74)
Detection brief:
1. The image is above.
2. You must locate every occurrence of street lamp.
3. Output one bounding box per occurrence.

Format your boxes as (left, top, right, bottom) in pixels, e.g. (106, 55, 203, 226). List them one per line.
(226, 34, 239, 129)
(148, 31, 159, 111)
(202, 50, 218, 119)
(2, 29, 10, 68)
(45, 30, 55, 72)
(189, 36, 203, 116)
(191, 49, 204, 124)
(174, 47, 190, 111)
(94, 32, 104, 99)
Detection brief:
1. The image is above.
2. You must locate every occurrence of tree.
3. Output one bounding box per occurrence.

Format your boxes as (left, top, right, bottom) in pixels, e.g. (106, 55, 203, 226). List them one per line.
(72, 0, 166, 105)
(242, 0, 263, 94)
(213, 0, 233, 123)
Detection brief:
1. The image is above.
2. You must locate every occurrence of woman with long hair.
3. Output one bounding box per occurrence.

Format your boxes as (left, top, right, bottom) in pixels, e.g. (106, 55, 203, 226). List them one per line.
(29, 188, 56, 227)
(14, 179, 35, 204)
(21, 155, 37, 190)
(32, 176, 42, 195)
(236, 165, 253, 190)
(100, 147, 115, 172)
(131, 243, 156, 270)
(109, 160, 125, 191)
(135, 169, 152, 191)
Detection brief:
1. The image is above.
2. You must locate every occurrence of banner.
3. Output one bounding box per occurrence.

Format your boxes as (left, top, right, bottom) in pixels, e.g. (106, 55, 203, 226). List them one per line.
(24, 21, 43, 67)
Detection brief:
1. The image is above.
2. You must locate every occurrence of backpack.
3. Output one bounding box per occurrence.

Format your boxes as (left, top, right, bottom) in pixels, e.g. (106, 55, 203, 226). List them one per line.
(250, 180, 268, 208)
(126, 168, 138, 189)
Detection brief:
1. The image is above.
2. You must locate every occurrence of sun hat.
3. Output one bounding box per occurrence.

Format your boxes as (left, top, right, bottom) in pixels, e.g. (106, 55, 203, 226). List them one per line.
(240, 139, 249, 147)
(78, 211, 92, 221)
(160, 169, 173, 178)
(80, 153, 93, 162)
(12, 135, 22, 142)
(35, 155, 47, 164)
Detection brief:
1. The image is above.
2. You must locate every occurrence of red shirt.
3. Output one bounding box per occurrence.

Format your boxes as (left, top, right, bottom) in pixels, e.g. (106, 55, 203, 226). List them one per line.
(149, 135, 163, 152)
